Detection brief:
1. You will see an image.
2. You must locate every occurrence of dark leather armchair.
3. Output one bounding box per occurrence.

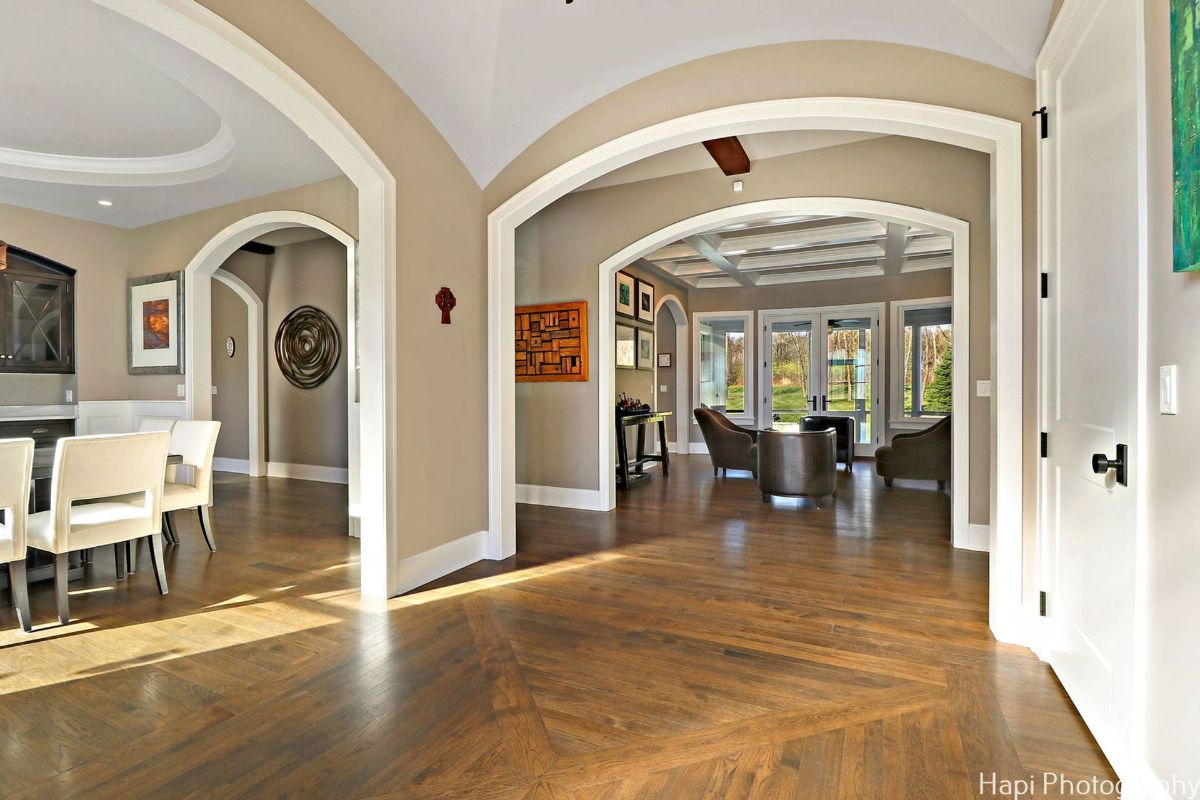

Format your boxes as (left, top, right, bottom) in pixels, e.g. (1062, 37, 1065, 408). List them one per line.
(800, 416, 855, 472)
(875, 415, 951, 489)
(757, 429, 838, 506)
(693, 408, 758, 477)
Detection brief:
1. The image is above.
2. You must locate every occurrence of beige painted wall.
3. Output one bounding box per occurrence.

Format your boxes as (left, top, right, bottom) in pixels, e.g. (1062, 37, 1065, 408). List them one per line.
(514, 136, 991, 524)
(1140, 0, 1200, 783)
(199, 0, 488, 560)
(211, 272, 252, 460)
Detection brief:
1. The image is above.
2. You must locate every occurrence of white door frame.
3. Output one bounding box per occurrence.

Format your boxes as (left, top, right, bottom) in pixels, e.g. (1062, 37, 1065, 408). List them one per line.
(212, 268, 266, 477)
(184, 213, 361, 535)
(653, 294, 689, 456)
(98, 0, 399, 597)
(491, 99, 1022, 643)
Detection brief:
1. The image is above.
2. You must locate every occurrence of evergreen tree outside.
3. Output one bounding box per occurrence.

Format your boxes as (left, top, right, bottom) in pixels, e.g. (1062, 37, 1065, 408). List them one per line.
(923, 345, 953, 412)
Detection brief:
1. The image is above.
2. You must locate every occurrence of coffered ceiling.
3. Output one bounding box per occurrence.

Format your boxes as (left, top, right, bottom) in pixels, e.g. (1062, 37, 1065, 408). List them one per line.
(639, 215, 952, 289)
(307, 0, 1054, 186)
(0, 0, 340, 228)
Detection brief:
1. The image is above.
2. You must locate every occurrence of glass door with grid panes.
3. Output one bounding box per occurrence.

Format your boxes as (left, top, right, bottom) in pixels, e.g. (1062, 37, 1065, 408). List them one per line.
(763, 307, 880, 446)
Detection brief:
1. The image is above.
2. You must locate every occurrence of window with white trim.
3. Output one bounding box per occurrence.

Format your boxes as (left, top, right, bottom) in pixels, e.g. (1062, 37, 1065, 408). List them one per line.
(899, 303, 952, 418)
(695, 311, 754, 419)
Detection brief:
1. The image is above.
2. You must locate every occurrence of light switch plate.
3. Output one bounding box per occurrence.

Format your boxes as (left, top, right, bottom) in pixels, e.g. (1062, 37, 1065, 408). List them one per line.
(64, 389, 73, 403)
(176, 384, 186, 398)
(660, 385, 668, 393)
(211, 386, 218, 395)
(976, 379, 992, 398)
(1159, 365, 1178, 414)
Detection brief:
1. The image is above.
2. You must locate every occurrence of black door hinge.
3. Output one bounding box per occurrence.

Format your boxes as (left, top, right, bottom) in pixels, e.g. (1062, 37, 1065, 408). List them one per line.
(1041, 272, 1049, 298)
(1039, 591, 1048, 617)
(1040, 432, 1049, 458)
(1032, 106, 1049, 139)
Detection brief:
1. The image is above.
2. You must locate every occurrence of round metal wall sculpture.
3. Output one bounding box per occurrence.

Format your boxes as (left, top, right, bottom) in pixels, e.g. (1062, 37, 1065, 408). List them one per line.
(274, 305, 340, 389)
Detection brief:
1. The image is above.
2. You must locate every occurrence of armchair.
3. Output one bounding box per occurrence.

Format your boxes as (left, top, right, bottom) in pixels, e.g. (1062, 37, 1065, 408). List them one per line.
(875, 415, 951, 489)
(757, 429, 838, 506)
(693, 408, 758, 477)
(800, 416, 856, 472)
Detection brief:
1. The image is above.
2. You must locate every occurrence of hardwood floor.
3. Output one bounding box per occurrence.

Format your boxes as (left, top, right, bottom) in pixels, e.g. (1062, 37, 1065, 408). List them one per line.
(0, 458, 1114, 798)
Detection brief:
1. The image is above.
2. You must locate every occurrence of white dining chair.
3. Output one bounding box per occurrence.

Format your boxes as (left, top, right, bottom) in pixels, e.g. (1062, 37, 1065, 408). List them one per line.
(0, 438, 34, 632)
(27, 431, 171, 624)
(137, 418, 177, 433)
(161, 421, 221, 551)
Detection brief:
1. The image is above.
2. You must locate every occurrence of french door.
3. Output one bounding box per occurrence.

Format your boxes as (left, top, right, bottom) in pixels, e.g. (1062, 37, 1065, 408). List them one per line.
(762, 306, 880, 446)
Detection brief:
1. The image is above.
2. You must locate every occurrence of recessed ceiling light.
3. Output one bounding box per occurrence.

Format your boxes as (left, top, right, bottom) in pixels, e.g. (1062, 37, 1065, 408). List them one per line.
(97, 199, 113, 206)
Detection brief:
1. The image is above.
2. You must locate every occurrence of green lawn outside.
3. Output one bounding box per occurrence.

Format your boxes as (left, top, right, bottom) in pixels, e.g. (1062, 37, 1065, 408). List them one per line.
(723, 383, 860, 414)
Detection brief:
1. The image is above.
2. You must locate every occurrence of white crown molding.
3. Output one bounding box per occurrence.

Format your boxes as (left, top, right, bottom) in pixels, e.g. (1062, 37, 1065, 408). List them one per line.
(0, 121, 236, 186)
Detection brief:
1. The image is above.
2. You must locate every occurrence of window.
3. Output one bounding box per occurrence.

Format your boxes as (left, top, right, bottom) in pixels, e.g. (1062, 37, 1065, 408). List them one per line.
(896, 302, 952, 418)
(695, 312, 754, 418)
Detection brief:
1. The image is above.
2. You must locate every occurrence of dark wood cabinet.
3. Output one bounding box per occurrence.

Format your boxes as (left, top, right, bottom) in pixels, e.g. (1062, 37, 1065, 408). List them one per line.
(0, 245, 75, 374)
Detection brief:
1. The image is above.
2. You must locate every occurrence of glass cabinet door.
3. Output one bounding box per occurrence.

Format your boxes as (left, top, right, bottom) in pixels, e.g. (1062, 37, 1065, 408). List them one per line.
(4, 275, 71, 372)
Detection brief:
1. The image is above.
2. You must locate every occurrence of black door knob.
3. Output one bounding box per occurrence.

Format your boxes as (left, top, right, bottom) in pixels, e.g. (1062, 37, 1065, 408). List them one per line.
(1091, 443, 1128, 487)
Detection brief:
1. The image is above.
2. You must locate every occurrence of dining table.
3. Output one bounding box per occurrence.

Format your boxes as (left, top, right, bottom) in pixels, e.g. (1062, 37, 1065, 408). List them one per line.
(31, 447, 184, 481)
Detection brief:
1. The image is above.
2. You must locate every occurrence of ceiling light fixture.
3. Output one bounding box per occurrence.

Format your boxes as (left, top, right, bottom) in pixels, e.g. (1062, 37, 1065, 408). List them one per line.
(732, 180, 744, 192)
(97, 199, 113, 206)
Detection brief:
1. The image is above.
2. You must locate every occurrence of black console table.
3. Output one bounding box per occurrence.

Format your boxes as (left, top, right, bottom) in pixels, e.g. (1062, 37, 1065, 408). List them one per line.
(616, 411, 672, 490)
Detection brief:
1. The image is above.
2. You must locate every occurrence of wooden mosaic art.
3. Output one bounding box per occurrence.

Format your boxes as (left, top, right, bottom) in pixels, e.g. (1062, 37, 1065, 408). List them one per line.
(515, 300, 588, 382)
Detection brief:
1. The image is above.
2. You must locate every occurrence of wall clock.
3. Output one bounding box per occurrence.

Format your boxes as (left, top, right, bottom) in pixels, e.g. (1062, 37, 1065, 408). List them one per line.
(226, 336, 236, 358)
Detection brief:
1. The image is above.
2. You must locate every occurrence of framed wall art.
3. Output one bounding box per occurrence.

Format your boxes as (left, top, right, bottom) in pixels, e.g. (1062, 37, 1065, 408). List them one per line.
(128, 271, 185, 375)
(636, 328, 654, 370)
(616, 323, 636, 369)
(615, 271, 636, 318)
(515, 300, 588, 382)
(636, 279, 655, 323)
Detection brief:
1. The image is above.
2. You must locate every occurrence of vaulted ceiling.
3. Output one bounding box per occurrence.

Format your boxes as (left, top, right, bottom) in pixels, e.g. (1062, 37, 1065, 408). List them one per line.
(639, 215, 952, 289)
(306, 0, 1054, 186)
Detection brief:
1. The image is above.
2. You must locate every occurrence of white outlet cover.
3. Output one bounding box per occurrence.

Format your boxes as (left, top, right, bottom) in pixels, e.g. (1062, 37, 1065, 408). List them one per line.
(976, 379, 992, 398)
(1159, 365, 1178, 415)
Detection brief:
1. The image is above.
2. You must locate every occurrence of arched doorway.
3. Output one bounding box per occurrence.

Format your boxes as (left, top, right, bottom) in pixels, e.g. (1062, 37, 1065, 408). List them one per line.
(654, 293, 689, 458)
(488, 97, 1024, 643)
(212, 268, 266, 477)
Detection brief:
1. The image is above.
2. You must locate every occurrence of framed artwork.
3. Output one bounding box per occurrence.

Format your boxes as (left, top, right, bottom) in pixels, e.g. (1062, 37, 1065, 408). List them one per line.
(615, 271, 636, 318)
(658, 353, 671, 368)
(1172, 0, 1200, 271)
(615, 323, 636, 369)
(128, 271, 184, 375)
(515, 300, 589, 382)
(636, 328, 654, 370)
(636, 279, 655, 323)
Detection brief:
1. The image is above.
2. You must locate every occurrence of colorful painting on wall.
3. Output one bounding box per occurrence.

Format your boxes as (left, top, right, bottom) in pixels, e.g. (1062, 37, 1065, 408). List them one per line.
(515, 300, 589, 382)
(1172, 0, 1200, 271)
(128, 272, 185, 374)
(615, 271, 636, 318)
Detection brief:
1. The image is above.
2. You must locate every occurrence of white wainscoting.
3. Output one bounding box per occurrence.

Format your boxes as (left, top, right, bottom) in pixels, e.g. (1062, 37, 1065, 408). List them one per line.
(76, 400, 188, 435)
(394, 530, 488, 595)
(266, 462, 349, 485)
(515, 483, 606, 511)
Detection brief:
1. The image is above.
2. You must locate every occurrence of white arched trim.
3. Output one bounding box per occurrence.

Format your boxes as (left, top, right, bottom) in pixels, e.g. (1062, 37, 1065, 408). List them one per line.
(212, 268, 266, 477)
(97, 0, 399, 598)
(597, 199, 970, 550)
(488, 96, 1025, 644)
(651, 293, 689, 459)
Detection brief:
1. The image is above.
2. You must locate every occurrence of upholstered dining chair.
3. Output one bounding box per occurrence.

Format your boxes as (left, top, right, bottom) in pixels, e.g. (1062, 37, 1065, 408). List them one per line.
(0, 438, 35, 632)
(160, 421, 221, 551)
(27, 431, 171, 624)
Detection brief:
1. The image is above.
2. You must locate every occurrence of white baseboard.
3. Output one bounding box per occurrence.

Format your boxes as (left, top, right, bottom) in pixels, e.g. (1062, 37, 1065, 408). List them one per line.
(516, 483, 605, 511)
(959, 523, 990, 552)
(267, 461, 348, 484)
(213, 457, 251, 474)
(77, 400, 187, 435)
(394, 530, 487, 595)
(689, 442, 710, 455)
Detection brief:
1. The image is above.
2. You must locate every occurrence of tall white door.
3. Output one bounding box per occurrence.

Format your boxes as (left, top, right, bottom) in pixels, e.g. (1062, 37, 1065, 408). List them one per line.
(1038, 0, 1144, 779)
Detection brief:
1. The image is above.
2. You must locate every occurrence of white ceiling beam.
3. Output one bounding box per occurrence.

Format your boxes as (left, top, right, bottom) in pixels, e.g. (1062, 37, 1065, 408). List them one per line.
(685, 233, 757, 287)
(645, 241, 699, 261)
(754, 263, 886, 285)
(630, 258, 697, 291)
(900, 254, 953, 273)
(736, 242, 885, 272)
(718, 219, 887, 255)
(904, 233, 953, 255)
(882, 222, 908, 275)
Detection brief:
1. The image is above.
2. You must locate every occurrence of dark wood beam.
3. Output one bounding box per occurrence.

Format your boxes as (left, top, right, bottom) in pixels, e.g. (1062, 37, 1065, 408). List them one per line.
(701, 136, 750, 176)
(239, 241, 275, 256)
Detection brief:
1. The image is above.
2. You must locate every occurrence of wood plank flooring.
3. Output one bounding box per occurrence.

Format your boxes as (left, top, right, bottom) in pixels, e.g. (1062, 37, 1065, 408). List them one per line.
(0, 458, 1115, 798)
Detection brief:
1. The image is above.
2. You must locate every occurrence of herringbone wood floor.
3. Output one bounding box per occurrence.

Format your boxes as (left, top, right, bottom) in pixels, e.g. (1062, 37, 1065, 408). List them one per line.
(0, 457, 1113, 798)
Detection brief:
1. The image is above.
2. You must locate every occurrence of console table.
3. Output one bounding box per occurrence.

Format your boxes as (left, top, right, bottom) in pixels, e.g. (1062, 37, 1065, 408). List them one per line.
(616, 411, 672, 490)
